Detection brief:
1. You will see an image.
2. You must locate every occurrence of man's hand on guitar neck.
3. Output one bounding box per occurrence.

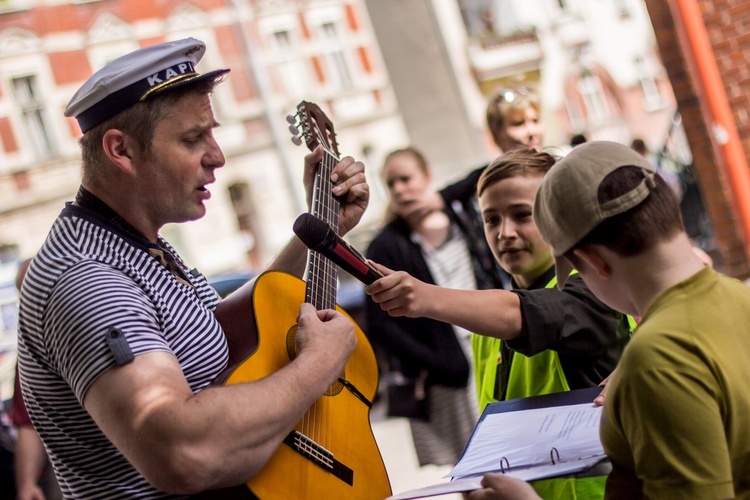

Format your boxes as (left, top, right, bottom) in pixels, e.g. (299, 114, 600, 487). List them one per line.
(272, 147, 369, 278)
(303, 146, 369, 236)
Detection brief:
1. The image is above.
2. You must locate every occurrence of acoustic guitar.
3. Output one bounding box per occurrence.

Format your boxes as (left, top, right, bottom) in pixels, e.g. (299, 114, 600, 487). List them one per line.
(221, 101, 392, 499)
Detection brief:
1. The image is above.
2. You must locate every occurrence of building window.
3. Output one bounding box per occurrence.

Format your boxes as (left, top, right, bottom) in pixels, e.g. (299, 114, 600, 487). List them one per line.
(565, 92, 587, 133)
(269, 29, 307, 98)
(577, 73, 611, 126)
(552, 0, 576, 16)
(273, 29, 291, 49)
(612, 0, 631, 18)
(319, 22, 353, 91)
(11, 75, 55, 158)
(458, 0, 492, 37)
(634, 56, 664, 110)
(458, 0, 519, 38)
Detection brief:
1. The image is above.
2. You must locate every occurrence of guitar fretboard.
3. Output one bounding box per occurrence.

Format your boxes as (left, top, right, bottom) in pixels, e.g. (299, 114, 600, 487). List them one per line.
(306, 149, 340, 311)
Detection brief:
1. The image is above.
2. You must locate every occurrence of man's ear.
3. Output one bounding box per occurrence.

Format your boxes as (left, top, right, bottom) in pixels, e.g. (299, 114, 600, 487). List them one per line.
(572, 244, 612, 280)
(102, 130, 136, 175)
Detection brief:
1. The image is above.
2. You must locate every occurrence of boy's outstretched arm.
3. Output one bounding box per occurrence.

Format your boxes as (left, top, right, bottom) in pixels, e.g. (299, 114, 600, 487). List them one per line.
(366, 262, 525, 341)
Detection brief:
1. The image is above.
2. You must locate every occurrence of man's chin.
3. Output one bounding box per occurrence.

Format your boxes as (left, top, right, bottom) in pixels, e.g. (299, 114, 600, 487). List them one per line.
(189, 207, 207, 221)
(170, 206, 206, 224)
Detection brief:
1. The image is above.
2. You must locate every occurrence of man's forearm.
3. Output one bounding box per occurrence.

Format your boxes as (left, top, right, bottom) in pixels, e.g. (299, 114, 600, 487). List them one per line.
(267, 236, 309, 279)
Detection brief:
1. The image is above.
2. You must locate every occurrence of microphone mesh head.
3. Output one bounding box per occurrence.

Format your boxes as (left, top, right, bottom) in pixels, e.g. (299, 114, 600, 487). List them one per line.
(293, 213, 330, 248)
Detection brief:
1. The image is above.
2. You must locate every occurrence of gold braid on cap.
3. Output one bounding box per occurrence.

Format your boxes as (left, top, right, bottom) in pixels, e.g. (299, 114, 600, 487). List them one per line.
(139, 72, 199, 100)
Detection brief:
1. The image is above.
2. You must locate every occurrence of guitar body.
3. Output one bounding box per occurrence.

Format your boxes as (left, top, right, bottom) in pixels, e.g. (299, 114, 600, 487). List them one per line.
(224, 270, 391, 499)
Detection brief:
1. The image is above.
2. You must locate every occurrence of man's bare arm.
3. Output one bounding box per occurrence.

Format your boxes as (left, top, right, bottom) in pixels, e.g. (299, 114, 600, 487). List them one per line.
(83, 304, 356, 494)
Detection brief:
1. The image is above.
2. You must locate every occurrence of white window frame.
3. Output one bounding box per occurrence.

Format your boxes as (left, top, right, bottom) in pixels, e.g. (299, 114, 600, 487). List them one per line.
(0, 29, 61, 166)
(318, 21, 353, 91)
(259, 14, 309, 99)
(634, 56, 664, 111)
(11, 74, 56, 159)
(577, 73, 611, 126)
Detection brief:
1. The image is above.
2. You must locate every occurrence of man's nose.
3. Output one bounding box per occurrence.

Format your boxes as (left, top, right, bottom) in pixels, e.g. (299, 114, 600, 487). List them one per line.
(206, 139, 226, 169)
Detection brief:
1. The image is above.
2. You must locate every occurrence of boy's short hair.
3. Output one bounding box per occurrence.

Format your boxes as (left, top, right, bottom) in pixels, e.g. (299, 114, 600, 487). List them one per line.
(477, 148, 557, 197)
(534, 141, 683, 288)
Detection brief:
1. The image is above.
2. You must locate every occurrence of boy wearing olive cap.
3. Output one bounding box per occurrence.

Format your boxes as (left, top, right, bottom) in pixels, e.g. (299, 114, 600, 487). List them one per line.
(468, 141, 750, 499)
(18, 38, 373, 497)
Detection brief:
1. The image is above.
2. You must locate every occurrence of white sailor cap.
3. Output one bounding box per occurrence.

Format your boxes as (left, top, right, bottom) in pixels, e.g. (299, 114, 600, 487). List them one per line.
(64, 37, 230, 133)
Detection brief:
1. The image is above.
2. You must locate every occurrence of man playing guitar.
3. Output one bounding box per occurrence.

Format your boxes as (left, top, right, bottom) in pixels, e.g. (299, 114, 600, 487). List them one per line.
(17, 37, 387, 499)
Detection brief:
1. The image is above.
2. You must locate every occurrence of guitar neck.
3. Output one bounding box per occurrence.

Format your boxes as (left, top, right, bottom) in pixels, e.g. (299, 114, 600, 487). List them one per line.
(306, 149, 340, 310)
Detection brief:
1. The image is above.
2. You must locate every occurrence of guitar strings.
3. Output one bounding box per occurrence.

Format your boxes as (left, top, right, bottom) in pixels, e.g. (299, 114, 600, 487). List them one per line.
(302, 134, 341, 451)
(320, 148, 339, 452)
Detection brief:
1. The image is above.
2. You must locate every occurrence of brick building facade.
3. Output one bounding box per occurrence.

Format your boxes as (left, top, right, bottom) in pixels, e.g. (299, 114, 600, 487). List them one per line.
(0, 0, 405, 276)
(647, 0, 750, 279)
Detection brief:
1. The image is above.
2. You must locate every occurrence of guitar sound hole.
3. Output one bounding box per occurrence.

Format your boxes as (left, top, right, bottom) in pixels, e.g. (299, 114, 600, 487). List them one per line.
(287, 324, 345, 397)
(285, 324, 298, 360)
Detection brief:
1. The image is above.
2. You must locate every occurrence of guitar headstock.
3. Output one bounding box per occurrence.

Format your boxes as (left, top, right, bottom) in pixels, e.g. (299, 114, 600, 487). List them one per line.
(287, 101, 340, 158)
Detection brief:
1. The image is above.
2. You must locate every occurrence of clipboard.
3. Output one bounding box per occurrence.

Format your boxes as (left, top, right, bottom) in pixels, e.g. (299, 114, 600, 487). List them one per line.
(459, 386, 605, 461)
(478, 386, 602, 420)
(452, 386, 608, 477)
(386, 387, 608, 500)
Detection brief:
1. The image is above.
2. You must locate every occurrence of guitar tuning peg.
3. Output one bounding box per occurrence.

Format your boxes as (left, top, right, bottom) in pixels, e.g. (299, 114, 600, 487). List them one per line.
(286, 114, 297, 125)
(291, 136, 302, 146)
(288, 124, 299, 136)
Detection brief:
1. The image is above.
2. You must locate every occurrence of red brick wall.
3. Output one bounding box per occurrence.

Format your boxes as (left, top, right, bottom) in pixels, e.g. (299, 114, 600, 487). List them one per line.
(709, 1, 750, 171)
(48, 51, 92, 85)
(0, 117, 19, 153)
(214, 25, 258, 102)
(646, 0, 750, 278)
(0, 1, 241, 36)
(1, 1, 259, 140)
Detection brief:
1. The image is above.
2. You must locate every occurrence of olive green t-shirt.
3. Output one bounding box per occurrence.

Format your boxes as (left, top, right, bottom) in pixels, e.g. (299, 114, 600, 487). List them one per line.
(601, 266, 750, 499)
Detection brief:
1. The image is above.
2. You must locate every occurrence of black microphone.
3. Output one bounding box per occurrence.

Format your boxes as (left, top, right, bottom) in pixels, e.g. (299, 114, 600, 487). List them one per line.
(293, 213, 384, 285)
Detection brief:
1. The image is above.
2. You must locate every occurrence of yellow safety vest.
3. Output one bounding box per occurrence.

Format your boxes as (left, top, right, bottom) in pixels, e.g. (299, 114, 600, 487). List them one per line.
(471, 274, 571, 411)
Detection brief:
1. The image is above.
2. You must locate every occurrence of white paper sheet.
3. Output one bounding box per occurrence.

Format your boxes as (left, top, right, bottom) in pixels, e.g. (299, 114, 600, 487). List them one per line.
(449, 402, 605, 479)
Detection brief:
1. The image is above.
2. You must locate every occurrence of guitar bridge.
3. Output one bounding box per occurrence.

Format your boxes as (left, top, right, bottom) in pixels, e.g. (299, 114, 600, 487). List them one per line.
(283, 431, 354, 486)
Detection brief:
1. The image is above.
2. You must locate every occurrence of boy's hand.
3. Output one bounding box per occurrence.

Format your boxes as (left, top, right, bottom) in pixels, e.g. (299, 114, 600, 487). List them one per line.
(465, 473, 541, 500)
(594, 368, 616, 406)
(365, 262, 431, 318)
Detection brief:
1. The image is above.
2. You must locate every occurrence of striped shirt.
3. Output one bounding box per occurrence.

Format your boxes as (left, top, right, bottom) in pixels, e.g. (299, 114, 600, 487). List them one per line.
(18, 201, 228, 499)
(417, 226, 478, 363)
(410, 225, 480, 466)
